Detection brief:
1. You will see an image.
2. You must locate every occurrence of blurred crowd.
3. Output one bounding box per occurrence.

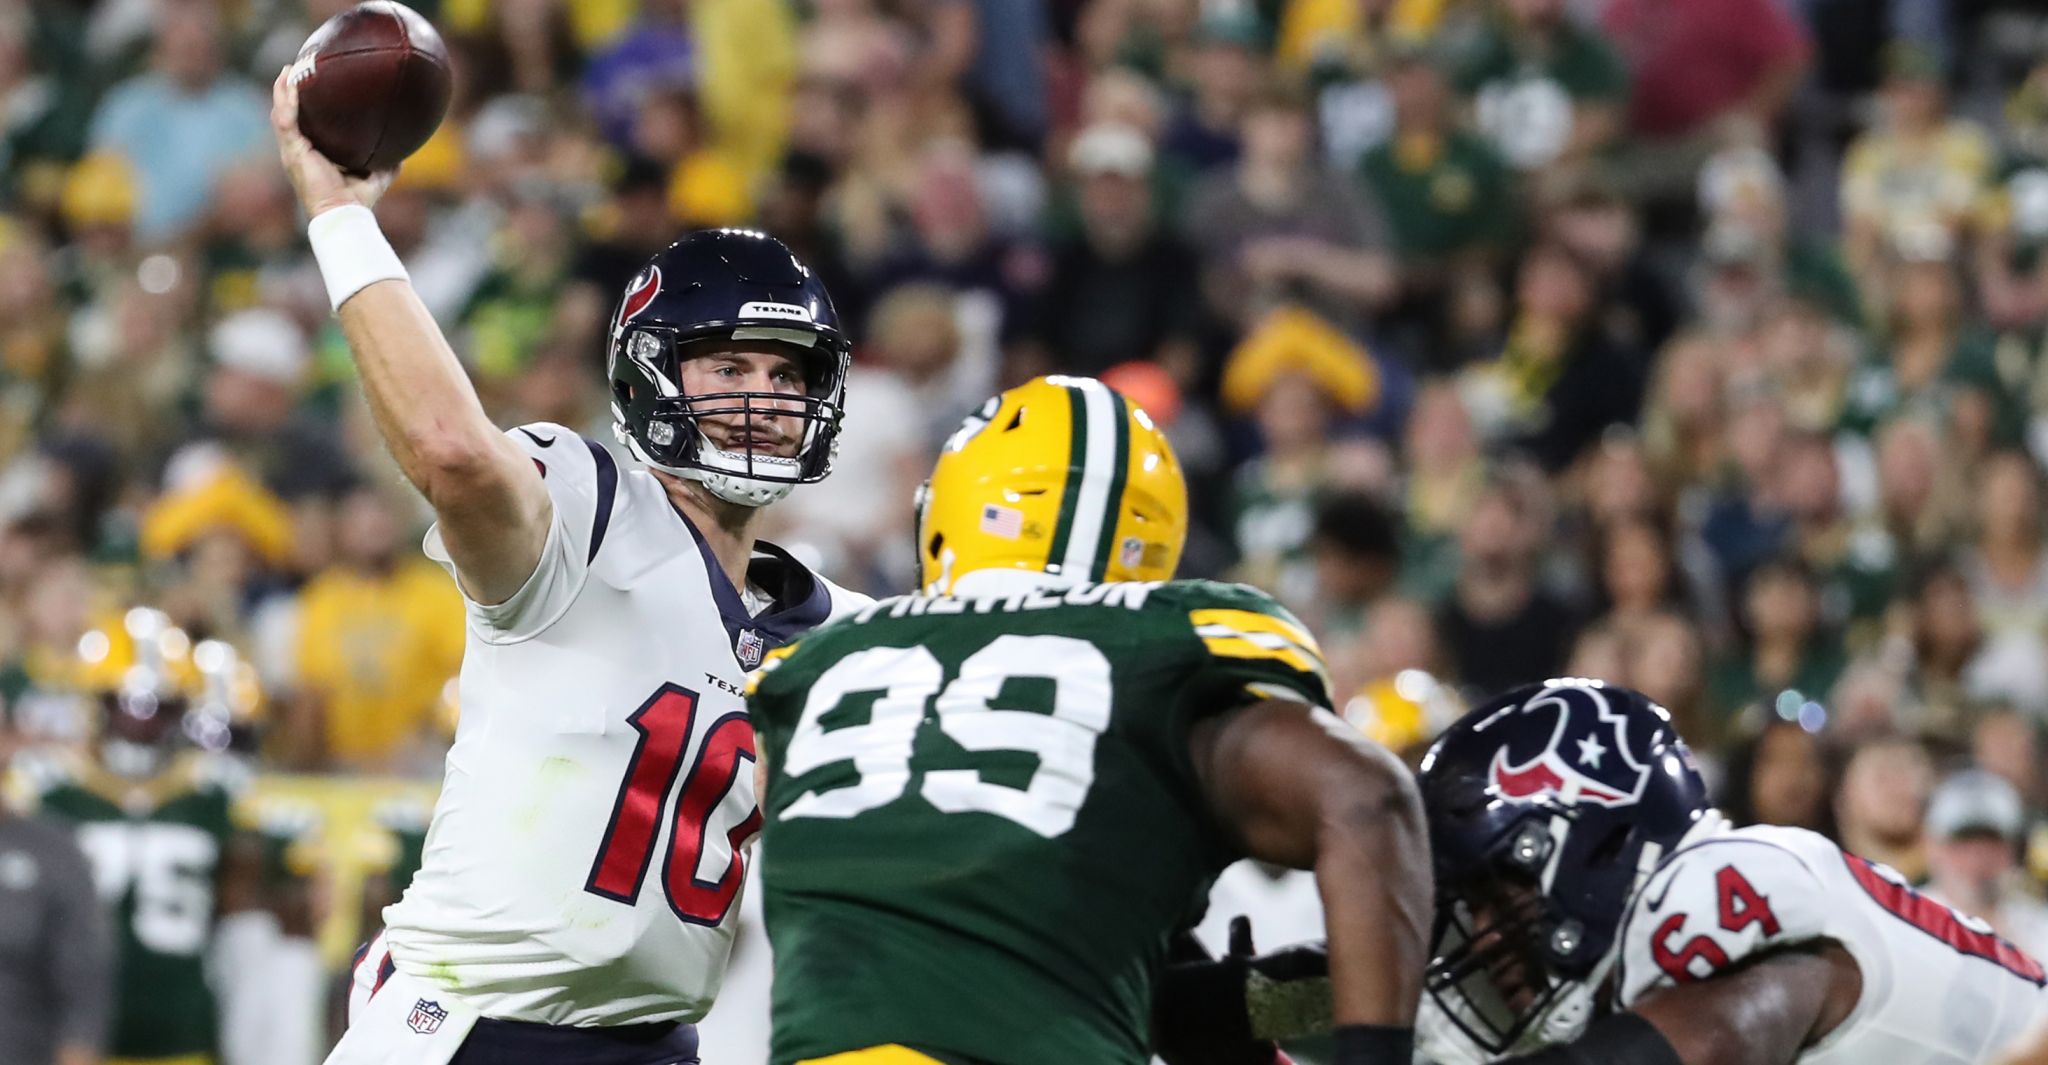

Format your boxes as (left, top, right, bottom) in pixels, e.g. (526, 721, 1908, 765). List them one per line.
(9, 0, 2048, 1056)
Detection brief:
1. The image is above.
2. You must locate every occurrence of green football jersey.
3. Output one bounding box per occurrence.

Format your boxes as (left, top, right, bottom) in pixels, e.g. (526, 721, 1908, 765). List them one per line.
(29, 752, 240, 1059)
(748, 578, 1332, 1065)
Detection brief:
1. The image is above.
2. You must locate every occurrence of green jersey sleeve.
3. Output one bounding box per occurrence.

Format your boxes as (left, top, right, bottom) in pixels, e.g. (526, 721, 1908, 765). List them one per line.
(1169, 581, 1334, 714)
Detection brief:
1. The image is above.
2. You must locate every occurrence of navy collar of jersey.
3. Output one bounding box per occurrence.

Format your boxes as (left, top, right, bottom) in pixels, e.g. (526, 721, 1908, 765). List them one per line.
(666, 502, 833, 656)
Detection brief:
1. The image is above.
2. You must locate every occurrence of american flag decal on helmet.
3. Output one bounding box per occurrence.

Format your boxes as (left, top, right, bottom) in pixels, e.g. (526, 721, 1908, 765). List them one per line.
(980, 503, 1024, 539)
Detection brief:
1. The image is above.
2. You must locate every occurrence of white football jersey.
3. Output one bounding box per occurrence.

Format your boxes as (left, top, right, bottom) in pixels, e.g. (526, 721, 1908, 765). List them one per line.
(382, 422, 870, 1027)
(1616, 824, 2048, 1064)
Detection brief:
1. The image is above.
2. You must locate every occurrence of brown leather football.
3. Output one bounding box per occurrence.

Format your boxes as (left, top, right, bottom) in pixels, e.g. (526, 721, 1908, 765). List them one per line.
(290, 1, 452, 177)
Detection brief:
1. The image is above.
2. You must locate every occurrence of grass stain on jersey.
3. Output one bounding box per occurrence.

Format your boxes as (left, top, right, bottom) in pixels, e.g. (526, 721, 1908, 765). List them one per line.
(570, 908, 616, 931)
(514, 757, 586, 834)
(423, 959, 462, 991)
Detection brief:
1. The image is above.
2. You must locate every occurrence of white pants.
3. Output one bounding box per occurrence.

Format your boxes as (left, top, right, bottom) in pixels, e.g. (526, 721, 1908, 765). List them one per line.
(322, 932, 481, 1065)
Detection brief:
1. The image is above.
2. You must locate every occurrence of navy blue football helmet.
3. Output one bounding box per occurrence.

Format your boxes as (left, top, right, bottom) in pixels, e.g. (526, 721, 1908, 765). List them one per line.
(1417, 680, 1711, 1054)
(607, 228, 852, 506)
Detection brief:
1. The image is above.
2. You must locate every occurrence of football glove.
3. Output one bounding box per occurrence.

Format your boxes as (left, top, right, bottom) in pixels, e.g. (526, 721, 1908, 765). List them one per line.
(1153, 917, 1329, 1065)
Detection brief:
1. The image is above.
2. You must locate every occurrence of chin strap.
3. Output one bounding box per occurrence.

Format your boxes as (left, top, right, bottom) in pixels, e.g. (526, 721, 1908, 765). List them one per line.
(1533, 961, 1609, 1047)
(616, 427, 799, 507)
(686, 467, 797, 507)
(682, 439, 804, 506)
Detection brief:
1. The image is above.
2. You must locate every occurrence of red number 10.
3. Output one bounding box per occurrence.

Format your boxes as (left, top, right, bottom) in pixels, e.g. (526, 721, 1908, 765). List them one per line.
(583, 684, 763, 926)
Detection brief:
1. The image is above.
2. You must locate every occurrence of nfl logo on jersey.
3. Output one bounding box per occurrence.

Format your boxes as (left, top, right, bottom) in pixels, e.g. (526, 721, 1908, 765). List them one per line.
(407, 998, 449, 1035)
(736, 629, 765, 669)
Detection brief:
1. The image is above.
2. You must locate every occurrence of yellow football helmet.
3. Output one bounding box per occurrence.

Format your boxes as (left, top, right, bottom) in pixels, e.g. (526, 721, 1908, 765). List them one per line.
(77, 607, 199, 704)
(916, 375, 1187, 594)
(76, 608, 262, 763)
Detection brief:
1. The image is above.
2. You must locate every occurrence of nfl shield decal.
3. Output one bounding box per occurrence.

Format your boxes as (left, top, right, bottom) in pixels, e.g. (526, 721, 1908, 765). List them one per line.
(407, 998, 449, 1035)
(735, 629, 765, 669)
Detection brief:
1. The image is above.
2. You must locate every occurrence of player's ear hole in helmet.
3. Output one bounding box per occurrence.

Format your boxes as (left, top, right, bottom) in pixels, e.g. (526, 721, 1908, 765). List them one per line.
(1417, 679, 1714, 1053)
(913, 375, 1189, 595)
(607, 228, 852, 508)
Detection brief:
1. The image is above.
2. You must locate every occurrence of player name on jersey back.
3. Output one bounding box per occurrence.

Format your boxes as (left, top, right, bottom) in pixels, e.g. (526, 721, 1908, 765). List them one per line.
(851, 580, 1163, 622)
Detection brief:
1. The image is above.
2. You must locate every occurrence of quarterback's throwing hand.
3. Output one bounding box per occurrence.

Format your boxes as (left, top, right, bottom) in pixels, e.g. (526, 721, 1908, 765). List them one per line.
(270, 67, 391, 219)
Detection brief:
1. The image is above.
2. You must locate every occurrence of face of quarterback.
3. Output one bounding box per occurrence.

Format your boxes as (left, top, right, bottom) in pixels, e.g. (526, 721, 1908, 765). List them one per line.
(678, 346, 809, 460)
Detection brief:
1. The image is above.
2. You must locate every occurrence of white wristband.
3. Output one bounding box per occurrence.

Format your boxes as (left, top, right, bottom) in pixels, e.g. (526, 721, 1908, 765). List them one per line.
(307, 204, 409, 313)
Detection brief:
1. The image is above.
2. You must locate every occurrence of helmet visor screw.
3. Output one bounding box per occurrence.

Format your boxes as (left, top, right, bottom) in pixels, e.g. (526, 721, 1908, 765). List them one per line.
(1549, 920, 1581, 957)
(1510, 824, 1551, 868)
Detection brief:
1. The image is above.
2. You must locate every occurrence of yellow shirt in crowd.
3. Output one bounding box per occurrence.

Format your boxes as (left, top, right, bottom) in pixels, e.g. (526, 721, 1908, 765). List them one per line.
(1840, 119, 1994, 256)
(294, 561, 465, 764)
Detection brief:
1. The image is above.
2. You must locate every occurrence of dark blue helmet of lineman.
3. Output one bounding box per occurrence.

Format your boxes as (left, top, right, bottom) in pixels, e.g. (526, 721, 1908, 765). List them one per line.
(606, 228, 852, 506)
(1417, 679, 1713, 1054)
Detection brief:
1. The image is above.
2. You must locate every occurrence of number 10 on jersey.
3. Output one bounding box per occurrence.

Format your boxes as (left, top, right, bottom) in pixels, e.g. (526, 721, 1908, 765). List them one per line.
(584, 684, 762, 925)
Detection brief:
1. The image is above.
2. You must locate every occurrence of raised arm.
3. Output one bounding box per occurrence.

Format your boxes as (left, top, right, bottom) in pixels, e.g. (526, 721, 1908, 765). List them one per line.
(1188, 699, 1431, 1062)
(270, 69, 548, 605)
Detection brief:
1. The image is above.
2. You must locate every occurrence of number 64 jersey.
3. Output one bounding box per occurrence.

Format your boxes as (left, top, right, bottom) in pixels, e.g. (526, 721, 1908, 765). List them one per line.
(1616, 823, 2047, 1064)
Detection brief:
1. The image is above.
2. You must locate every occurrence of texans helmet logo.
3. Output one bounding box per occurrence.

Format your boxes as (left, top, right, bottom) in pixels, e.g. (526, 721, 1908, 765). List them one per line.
(1477, 682, 1653, 808)
(616, 266, 663, 336)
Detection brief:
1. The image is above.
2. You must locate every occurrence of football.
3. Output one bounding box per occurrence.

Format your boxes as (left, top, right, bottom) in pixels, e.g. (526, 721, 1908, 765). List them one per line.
(290, 1, 453, 177)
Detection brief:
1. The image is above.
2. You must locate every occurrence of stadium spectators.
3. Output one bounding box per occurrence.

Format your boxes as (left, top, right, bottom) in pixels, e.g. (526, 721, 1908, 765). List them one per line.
(1922, 769, 2048, 961)
(88, 0, 270, 243)
(8, 0, 2048, 1055)
(280, 487, 463, 773)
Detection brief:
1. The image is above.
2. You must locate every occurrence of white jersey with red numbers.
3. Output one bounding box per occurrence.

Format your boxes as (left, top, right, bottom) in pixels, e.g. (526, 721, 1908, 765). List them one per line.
(378, 422, 870, 1027)
(1616, 823, 2048, 1064)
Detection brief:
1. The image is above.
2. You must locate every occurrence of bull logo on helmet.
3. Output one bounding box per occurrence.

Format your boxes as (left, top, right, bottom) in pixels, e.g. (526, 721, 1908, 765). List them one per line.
(1477, 681, 1653, 808)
